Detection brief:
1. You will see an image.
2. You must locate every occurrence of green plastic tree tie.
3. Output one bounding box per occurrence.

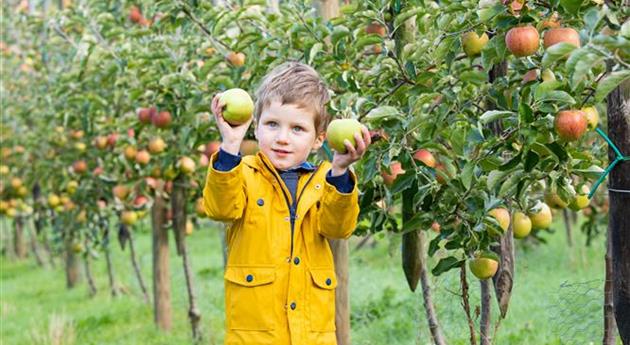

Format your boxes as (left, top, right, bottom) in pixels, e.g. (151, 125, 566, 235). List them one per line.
(588, 127, 630, 199)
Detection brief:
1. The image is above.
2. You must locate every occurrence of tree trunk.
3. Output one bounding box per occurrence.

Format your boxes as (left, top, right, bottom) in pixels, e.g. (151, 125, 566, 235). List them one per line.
(13, 217, 27, 259)
(492, 224, 514, 319)
(100, 215, 118, 297)
(563, 209, 573, 247)
(172, 175, 202, 340)
(314, 2, 350, 343)
(29, 222, 45, 266)
(607, 77, 630, 343)
(312, 0, 339, 21)
(418, 231, 447, 345)
(105, 244, 118, 297)
(126, 225, 150, 304)
(461, 266, 477, 345)
(84, 245, 97, 297)
(329, 239, 350, 345)
(603, 222, 617, 345)
(152, 182, 172, 330)
(480, 280, 492, 345)
(65, 239, 81, 289)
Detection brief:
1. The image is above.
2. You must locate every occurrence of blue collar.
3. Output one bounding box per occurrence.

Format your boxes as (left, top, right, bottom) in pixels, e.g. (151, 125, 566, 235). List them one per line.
(279, 161, 316, 173)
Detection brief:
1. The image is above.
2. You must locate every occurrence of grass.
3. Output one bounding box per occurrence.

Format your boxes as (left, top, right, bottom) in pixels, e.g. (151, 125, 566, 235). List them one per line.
(0, 215, 622, 345)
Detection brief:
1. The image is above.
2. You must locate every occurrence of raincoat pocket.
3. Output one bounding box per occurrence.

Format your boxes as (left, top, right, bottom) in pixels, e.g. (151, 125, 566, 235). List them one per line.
(308, 268, 337, 332)
(224, 265, 276, 331)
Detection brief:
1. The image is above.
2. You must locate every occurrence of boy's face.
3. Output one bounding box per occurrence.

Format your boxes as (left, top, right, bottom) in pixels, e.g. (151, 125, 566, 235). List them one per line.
(254, 100, 325, 171)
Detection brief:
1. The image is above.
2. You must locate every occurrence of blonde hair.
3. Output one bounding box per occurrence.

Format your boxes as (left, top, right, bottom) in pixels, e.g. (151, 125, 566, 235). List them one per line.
(254, 61, 331, 133)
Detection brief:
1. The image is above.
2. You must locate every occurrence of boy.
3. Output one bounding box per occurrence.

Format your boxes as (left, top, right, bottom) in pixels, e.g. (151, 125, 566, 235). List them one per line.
(203, 61, 370, 345)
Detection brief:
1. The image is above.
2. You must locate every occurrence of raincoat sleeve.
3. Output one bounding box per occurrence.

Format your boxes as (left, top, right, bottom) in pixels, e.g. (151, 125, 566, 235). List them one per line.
(317, 169, 360, 239)
(202, 151, 247, 222)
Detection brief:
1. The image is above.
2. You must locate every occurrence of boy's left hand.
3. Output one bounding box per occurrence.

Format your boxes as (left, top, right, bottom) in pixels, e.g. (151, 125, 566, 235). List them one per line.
(330, 126, 371, 176)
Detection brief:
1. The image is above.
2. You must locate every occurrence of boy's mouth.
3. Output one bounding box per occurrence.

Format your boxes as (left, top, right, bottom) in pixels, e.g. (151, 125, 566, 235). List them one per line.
(272, 148, 291, 155)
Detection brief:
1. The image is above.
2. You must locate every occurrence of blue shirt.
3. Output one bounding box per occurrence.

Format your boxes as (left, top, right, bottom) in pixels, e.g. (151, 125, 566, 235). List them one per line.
(213, 148, 354, 194)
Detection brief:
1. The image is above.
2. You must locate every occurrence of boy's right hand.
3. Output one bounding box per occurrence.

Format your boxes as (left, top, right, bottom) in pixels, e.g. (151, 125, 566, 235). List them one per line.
(212, 93, 253, 156)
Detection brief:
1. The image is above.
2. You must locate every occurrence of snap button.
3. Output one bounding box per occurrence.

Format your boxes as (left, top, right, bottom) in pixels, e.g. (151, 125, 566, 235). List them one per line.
(290, 302, 297, 310)
(315, 184, 321, 190)
(257, 198, 264, 206)
(285, 216, 289, 221)
(326, 278, 332, 286)
(246, 274, 253, 282)
(293, 257, 300, 265)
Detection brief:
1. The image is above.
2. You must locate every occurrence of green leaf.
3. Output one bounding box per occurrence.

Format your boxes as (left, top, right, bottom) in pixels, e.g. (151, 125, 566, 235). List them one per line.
(499, 170, 525, 197)
(391, 172, 416, 194)
(546, 142, 569, 162)
(499, 152, 522, 171)
(565, 47, 591, 76)
(542, 43, 577, 68)
(573, 165, 605, 179)
(459, 70, 488, 85)
(307, 42, 323, 64)
(524, 150, 540, 172)
(487, 170, 510, 191)
(461, 162, 475, 190)
(479, 110, 515, 124)
(394, 7, 423, 28)
(595, 70, 630, 102)
(535, 90, 576, 105)
(354, 35, 383, 51)
(560, 0, 582, 15)
(432, 256, 463, 276)
(365, 106, 402, 120)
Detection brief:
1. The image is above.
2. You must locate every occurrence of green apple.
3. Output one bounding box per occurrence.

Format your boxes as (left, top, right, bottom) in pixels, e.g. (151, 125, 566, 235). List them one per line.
(462, 32, 489, 57)
(529, 202, 553, 229)
(469, 256, 499, 280)
(581, 106, 599, 130)
(569, 185, 590, 210)
(326, 119, 363, 154)
(512, 211, 532, 239)
(220, 88, 254, 125)
(488, 208, 510, 232)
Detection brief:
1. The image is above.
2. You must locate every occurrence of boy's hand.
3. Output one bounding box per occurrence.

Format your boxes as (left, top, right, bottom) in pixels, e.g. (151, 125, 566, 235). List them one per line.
(212, 93, 253, 155)
(330, 126, 371, 176)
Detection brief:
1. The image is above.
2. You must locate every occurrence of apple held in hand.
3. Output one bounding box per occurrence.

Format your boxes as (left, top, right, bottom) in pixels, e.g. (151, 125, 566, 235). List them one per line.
(220, 88, 254, 126)
(326, 119, 363, 154)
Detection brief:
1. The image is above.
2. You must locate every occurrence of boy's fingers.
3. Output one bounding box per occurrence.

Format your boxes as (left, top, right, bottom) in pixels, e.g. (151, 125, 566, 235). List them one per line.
(354, 133, 365, 155)
(362, 126, 372, 146)
(344, 139, 357, 157)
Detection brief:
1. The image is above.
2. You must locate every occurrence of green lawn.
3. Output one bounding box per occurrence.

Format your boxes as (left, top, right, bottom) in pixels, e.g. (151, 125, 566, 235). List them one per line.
(0, 216, 622, 345)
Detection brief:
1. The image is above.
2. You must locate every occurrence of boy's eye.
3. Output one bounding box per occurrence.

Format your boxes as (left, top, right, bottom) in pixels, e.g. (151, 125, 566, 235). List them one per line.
(292, 126, 304, 132)
(267, 121, 278, 127)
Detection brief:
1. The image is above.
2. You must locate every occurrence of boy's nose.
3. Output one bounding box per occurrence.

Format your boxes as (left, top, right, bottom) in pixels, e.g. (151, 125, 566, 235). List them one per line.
(275, 129, 290, 144)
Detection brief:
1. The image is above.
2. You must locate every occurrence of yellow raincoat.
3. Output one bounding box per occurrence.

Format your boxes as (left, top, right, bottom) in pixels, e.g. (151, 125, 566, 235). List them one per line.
(203, 151, 359, 345)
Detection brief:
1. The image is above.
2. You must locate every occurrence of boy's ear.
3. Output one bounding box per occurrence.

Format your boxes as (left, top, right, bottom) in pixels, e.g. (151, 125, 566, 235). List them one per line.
(312, 131, 326, 151)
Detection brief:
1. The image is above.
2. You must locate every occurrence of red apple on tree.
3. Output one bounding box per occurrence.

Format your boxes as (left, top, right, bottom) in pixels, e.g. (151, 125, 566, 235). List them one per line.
(381, 161, 405, 186)
(137, 106, 156, 124)
(554, 110, 587, 141)
(135, 150, 151, 165)
(152, 111, 172, 128)
(505, 26, 540, 57)
(72, 160, 88, 174)
(543, 27, 580, 49)
(413, 149, 436, 168)
(178, 156, 196, 174)
(148, 137, 167, 154)
(226, 52, 246, 67)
